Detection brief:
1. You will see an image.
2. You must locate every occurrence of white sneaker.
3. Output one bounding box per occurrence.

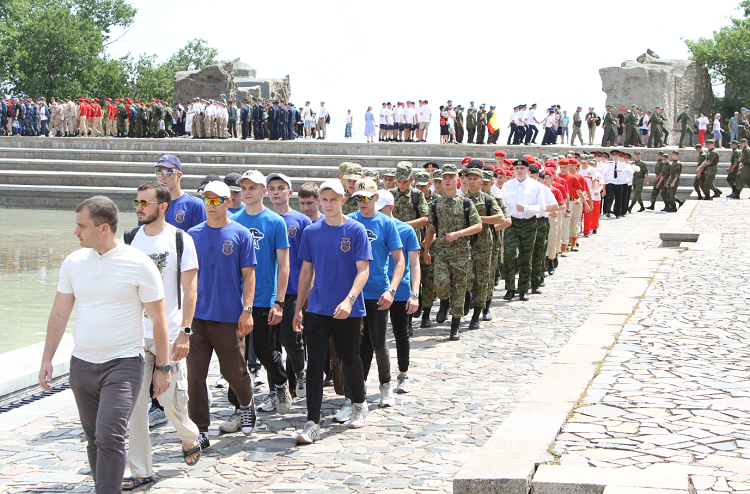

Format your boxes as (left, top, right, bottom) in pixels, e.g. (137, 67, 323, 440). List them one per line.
(257, 392, 277, 412)
(348, 402, 368, 429)
(379, 382, 395, 407)
(214, 376, 227, 388)
(276, 385, 292, 415)
(396, 374, 410, 394)
(295, 372, 306, 398)
(219, 410, 241, 433)
(250, 368, 265, 385)
(296, 420, 320, 445)
(333, 399, 353, 423)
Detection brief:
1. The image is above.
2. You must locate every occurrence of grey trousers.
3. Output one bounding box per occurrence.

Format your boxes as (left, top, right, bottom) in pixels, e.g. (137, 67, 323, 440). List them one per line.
(70, 355, 144, 494)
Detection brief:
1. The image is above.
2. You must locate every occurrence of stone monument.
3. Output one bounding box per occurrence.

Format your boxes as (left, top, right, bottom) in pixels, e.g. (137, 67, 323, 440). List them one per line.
(174, 58, 291, 104)
(599, 49, 714, 145)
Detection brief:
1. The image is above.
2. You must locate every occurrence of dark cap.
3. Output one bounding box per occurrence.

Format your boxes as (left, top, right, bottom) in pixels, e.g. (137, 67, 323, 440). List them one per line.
(224, 172, 242, 191)
(513, 159, 529, 167)
(198, 174, 221, 192)
(155, 154, 182, 171)
(423, 161, 440, 169)
(529, 164, 540, 174)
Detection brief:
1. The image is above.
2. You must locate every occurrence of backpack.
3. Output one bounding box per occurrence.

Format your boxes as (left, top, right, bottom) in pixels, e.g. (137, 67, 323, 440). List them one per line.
(124, 226, 185, 309)
(325, 113, 330, 124)
(155, 105, 163, 118)
(389, 188, 423, 220)
(431, 196, 477, 245)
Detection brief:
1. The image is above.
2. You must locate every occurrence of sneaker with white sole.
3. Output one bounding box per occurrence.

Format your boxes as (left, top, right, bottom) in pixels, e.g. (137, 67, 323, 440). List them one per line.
(396, 374, 410, 394)
(148, 407, 167, 427)
(379, 382, 395, 407)
(239, 405, 257, 435)
(276, 385, 292, 415)
(333, 399, 353, 423)
(257, 392, 277, 412)
(219, 410, 241, 433)
(295, 420, 320, 445)
(249, 368, 264, 385)
(348, 402, 368, 428)
(295, 372, 306, 398)
(214, 375, 227, 388)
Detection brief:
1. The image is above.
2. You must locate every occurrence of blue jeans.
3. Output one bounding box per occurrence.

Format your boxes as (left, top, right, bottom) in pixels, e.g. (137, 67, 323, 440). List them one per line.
(345, 123, 352, 138)
(731, 130, 738, 141)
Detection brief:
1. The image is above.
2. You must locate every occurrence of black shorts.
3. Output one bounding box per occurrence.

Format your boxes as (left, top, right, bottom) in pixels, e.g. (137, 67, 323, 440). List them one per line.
(617, 128, 624, 136)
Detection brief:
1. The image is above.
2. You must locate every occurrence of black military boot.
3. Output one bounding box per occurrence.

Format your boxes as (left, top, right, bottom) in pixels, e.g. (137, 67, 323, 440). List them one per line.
(449, 317, 461, 341)
(696, 192, 704, 200)
(436, 299, 450, 324)
(503, 290, 516, 300)
(469, 308, 481, 329)
(714, 189, 723, 198)
(463, 292, 472, 316)
(482, 300, 492, 321)
(647, 203, 655, 210)
(420, 308, 431, 328)
(627, 202, 634, 213)
(519, 291, 529, 301)
(554, 254, 559, 268)
(499, 263, 505, 279)
(638, 202, 645, 212)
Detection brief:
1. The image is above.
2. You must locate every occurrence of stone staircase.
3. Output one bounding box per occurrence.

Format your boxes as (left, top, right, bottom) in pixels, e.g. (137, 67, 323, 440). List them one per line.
(0, 137, 733, 211)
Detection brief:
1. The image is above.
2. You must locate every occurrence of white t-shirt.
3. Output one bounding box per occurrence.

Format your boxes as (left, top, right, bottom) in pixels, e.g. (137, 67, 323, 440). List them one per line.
(380, 107, 386, 124)
(448, 110, 456, 126)
(698, 116, 709, 130)
(641, 115, 650, 131)
(421, 106, 431, 122)
(394, 106, 402, 123)
(346, 114, 353, 124)
(526, 109, 535, 126)
(303, 106, 312, 121)
(129, 225, 199, 341)
(517, 110, 525, 125)
(713, 118, 721, 131)
(57, 244, 165, 364)
(578, 166, 597, 192)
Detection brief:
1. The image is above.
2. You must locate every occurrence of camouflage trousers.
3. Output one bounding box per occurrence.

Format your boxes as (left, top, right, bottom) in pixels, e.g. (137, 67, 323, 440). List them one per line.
(700, 165, 718, 196)
(631, 181, 645, 205)
(531, 218, 549, 290)
(476, 126, 486, 144)
(488, 130, 500, 144)
(471, 239, 494, 308)
(503, 219, 537, 293)
(727, 166, 738, 189)
(650, 182, 665, 204)
(456, 126, 464, 143)
(420, 251, 435, 309)
(434, 251, 472, 318)
(735, 165, 750, 192)
(488, 232, 501, 302)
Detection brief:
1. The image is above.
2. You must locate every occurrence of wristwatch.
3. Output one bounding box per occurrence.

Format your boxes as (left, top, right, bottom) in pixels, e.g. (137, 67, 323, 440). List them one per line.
(244, 306, 253, 313)
(388, 288, 397, 296)
(410, 292, 419, 298)
(274, 300, 285, 308)
(155, 364, 171, 374)
(181, 326, 192, 335)
(347, 294, 356, 303)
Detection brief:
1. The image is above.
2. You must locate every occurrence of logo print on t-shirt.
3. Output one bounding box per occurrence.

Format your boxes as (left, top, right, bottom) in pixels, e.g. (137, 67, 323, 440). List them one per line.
(175, 210, 186, 223)
(222, 240, 234, 255)
(147, 252, 169, 277)
(341, 238, 351, 252)
(288, 225, 298, 238)
(248, 228, 264, 250)
(366, 229, 378, 242)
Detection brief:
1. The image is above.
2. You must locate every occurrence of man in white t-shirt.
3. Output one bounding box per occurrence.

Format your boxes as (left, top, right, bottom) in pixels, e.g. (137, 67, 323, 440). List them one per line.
(125, 181, 201, 487)
(39, 196, 169, 494)
(393, 102, 403, 142)
(379, 103, 387, 142)
(419, 101, 431, 143)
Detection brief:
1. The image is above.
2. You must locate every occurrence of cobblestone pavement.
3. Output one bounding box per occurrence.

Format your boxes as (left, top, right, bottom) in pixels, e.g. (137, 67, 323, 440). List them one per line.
(553, 198, 750, 493)
(0, 209, 674, 494)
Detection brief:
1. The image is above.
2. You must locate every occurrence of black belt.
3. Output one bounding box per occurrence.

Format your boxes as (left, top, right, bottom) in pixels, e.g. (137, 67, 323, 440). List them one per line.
(512, 217, 538, 223)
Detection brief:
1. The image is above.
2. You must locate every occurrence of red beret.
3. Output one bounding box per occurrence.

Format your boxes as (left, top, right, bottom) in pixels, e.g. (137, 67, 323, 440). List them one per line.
(504, 170, 513, 176)
(105, 97, 111, 101)
(145, 103, 150, 106)
(94, 98, 99, 102)
(559, 158, 569, 165)
(134, 100, 140, 103)
(503, 158, 513, 165)
(461, 156, 473, 165)
(150, 98, 155, 102)
(494, 150, 507, 158)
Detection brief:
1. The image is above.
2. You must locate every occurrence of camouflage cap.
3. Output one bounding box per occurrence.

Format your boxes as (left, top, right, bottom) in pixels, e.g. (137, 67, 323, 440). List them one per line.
(395, 162, 414, 180)
(671, 150, 680, 156)
(413, 171, 430, 186)
(432, 170, 443, 180)
(363, 168, 379, 180)
(442, 164, 459, 175)
(482, 170, 494, 181)
(339, 161, 355, 175)
(741, 138, 748, 143)
(465, 167, 483, 177)
(383, 168, 396, 177)
(731, 140, 739, 145)
(343, 163, 363, 180)
(705, 139, 715, 144)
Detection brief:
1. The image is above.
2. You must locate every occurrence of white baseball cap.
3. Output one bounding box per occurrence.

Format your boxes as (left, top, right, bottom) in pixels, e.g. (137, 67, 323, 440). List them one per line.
(200, 180, 231, 198)
(237, 170, 266, 186)
(266, 172, 292, 189)
(375, 189, 394, 210)
(318, 179, 345, 196)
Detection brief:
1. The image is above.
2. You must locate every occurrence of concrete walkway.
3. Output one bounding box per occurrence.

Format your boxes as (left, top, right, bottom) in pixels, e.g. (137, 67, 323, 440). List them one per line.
(0, 202, 717, 493)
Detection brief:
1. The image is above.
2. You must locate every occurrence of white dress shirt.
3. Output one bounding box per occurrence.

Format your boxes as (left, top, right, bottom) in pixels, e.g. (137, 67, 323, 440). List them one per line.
(537, 186, 557, 218)
(500, 177, 547, 219)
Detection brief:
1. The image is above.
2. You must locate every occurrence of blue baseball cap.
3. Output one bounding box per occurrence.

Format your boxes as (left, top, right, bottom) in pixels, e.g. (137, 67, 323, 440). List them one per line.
(742, 107, 748, 111)
(155, 154, 182, 171)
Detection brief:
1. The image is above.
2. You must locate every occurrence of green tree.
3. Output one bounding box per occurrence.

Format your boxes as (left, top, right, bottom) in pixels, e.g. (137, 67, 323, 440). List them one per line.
(165, 39, 219, 72)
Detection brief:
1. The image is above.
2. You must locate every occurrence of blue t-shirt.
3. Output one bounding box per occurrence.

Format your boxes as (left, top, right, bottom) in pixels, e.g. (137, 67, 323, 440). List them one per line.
(230, 208, 290, 307)
(281, 210, 312, 295)
(348, 211, 403, 300)
(388, 219, 419, 302)
(167, 193, 206, 231)
(298, 217, 372, 317)
(188, 221, 256, 323)
(227, 203, 246, 216)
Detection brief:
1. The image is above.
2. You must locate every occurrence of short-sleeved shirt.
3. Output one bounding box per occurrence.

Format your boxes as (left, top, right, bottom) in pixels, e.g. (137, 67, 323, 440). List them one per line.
(188, 221, 256, 323)
(57, 244, 165, 364)
(348, 211, 403, 300)
(129, 224, 199, 341)
(560, 173, 582, 200)
(281, 209, 312, 295)
(231, 208, 290, 308)
(388, 219, 420, 302)
(298, 218, 372, 318)
(167, 193, 207, 231)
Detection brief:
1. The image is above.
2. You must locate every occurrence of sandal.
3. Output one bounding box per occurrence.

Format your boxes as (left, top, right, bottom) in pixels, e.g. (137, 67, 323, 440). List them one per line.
(122, 476, 153, 491)
(182, 443, 201, 466)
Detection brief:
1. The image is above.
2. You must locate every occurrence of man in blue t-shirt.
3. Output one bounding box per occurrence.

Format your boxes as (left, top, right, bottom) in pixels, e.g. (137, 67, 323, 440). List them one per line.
(376, 190, 420, 395)
(226, 170, 293, 422)
(154, 154, 206, 230)
(224, 172, 246, 216)
(348, 178, 405, 409)
(186, 181, 257, 446)
(293, 180, 372, 445)
(268, 173, 311, 400)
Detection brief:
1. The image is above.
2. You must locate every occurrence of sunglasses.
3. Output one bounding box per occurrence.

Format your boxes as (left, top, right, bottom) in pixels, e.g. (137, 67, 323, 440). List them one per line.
(133, 200, 163, 208)
(354, 196, 374, 203)
(202, 197, 228, 206)
(154, 169, 177, 177)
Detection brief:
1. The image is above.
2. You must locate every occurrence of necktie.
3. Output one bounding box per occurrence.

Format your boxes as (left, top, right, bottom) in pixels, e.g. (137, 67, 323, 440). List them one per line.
(613, 163, 618, 179)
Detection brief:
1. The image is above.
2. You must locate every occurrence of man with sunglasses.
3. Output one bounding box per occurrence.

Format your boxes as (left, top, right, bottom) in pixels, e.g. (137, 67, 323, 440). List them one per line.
(154, 154, 206, 230)
(186, 180, 258, 447)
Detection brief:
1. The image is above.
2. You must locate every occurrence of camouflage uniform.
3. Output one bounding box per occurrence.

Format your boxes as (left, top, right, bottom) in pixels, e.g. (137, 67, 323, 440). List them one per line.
(429, 184, 481, 319)
(390, 162, 429, 243)
(486, 108, 498, 144)
(624, 108, 639, 147)
(455, 109, 464, 143)
(738, 114, 749, 141)
(676, 109, 694, 147)
(630, 159, 649, 209)
(414, 172, 436, 310)
(467, 179, 501, 309)
(700, 143, 720, 197)
(667, 158, 681, 208)
(476, 109, 487, 144)
(341, 163, 363, 215)
(649, 154, 666, 204)
(734, 143, 750, 194)
(601, 108, 617, 146)
(531, 213, 549, 291)
(490, 192, 509, 297)
(659, 159, 672, 205)
(728, 143, 741, 189)
(466, 108, 476, 144)
(693, 148, 707, 196)
(647, 109, 664, 148)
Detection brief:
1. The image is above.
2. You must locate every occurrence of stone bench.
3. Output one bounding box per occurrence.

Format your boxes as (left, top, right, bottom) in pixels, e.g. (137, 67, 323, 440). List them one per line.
(659, 232, 700, 247)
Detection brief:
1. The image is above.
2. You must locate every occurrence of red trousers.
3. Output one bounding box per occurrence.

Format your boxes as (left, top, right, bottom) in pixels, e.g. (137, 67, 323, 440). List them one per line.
(584, 201, 600, 234)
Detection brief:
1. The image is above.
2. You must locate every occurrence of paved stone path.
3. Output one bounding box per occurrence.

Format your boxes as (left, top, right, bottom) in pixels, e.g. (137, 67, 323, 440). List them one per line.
(0, 209, 674, 493)
(553, 197, 750, 493)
